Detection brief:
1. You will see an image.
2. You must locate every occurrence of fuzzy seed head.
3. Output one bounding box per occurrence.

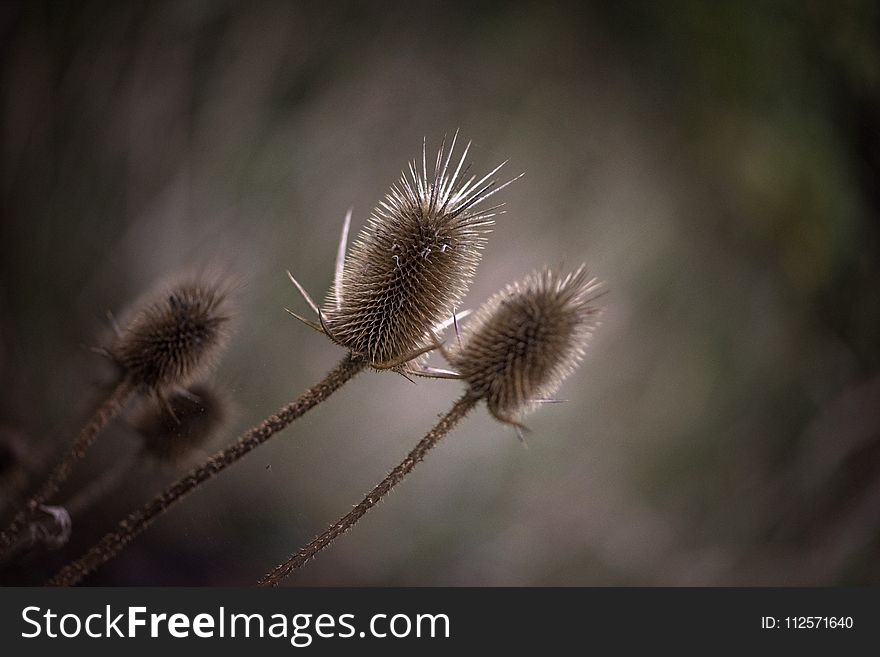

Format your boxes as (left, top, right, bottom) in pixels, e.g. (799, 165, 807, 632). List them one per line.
(447, 267, 604, 421)
(112, 281, 231, 390)
(324, 135, 515, 366)
(134, 384, 227, 463)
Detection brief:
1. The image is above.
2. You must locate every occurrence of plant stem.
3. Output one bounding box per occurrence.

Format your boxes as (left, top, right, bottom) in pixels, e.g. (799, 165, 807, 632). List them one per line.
(48, 353, 365, 586)
(0, 379, 134, 556)
(1, 450, 142, 565)
(258, 392, 478, 587)
(0, 450, 142, 565)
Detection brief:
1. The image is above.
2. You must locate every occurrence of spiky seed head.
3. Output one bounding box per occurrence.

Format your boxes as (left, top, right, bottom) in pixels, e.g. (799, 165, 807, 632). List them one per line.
(111, 280, 231, 390)
(134, 384, 227, 463)
(324, 134, 517, 366)
(446, 267, 604, 422)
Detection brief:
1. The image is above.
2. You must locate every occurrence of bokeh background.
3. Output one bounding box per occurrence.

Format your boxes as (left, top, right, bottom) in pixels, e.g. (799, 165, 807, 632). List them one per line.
(2, 0, 879, 585)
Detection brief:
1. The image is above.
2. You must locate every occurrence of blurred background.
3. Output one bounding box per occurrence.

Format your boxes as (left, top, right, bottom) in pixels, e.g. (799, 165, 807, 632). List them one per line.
(1, 0, 879, 585)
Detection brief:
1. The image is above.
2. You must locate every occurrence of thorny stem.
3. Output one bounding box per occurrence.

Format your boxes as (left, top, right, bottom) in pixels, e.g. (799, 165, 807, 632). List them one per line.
(0, 379, 134, 556)
(258, 392, 479, 587)
(48, 353, 366, 586)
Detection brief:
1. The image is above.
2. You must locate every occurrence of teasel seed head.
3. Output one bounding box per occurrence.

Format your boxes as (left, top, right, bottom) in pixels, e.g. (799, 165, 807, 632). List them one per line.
(133, 383, 228, 463)
(286, 133, 521, 371)
(445, 267, 605, 429)
(110, 280, 231, 391)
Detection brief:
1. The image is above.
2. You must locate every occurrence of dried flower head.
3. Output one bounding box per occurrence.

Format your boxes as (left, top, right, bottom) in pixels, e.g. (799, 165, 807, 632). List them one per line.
(445, 267, 604, 430)
(134, 383, 227, 463)
(111, 280, 231, 391)
(286, 133, 520, 370)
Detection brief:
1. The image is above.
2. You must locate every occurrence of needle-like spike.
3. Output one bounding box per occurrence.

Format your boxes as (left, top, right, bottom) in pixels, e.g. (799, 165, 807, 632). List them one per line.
(403, 365, 464, 380)
(452, 310, 463, 350)
(396, 370, 417, 385)
(283, 307, 325, 334)
(286, 270, 320, 316)
(334, 209, 353, 311)
(371, 341, 444, 371)
(433, 308, 472, 334)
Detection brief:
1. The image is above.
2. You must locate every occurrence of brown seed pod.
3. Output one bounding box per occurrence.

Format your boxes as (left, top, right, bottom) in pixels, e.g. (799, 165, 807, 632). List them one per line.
(446, 267, 604, 428)
(133, 383, 228, 463)
(111, 280, 231, 391)
(287, 133, 520, 370)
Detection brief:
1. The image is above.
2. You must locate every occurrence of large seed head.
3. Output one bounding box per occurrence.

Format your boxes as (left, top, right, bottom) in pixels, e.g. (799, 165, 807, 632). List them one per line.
(324, 135, 516, 366)
(447, 267, 604, 422)
(111, 280, 231, 390)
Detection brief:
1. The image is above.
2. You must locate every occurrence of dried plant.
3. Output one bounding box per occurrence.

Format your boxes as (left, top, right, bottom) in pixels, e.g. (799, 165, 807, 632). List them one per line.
(316, 131, 520, 368)
(259, 267, 605, 586)
(48, 135, 516, 585)
(134, 383, 229, 464)
(111, 283, 231, 392)
(61, 383, 229, 520)
(2, 383, 230, 562)
(445, 267, 604, 436)
(0, 278, 232, 556)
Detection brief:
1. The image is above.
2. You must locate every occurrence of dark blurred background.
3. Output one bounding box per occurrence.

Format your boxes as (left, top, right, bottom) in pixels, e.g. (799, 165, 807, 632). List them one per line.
(1, 0, 879, 585)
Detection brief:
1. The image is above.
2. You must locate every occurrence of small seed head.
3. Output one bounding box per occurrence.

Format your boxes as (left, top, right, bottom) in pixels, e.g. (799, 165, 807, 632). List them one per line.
(134, 384, 227, 463)
(324, 135, 516, 366)
(447, 267, 604, 422)
(111, 280, 231, 390)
